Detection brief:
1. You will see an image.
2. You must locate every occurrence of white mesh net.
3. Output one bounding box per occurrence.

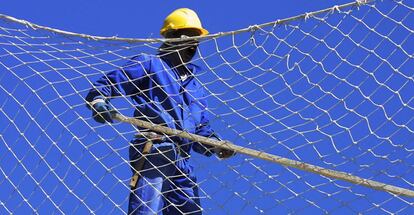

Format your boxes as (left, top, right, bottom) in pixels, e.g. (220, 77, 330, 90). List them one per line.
(1, 0, 414, 214)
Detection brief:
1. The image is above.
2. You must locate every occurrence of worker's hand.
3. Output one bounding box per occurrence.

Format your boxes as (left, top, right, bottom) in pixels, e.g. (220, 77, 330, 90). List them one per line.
(91, 101, 114, 123)
(214, 148, 236, 159)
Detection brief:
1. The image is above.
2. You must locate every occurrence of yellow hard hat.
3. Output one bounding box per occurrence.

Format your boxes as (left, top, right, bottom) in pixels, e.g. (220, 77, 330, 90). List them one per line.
(160, 8, 209, 37)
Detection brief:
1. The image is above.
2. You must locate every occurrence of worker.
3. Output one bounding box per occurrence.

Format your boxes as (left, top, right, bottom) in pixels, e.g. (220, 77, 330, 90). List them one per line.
(86, 8, 234, 215)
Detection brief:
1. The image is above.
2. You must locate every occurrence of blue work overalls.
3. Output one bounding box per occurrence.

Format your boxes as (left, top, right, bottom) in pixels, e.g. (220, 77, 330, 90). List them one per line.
(86, 54, 218, 214)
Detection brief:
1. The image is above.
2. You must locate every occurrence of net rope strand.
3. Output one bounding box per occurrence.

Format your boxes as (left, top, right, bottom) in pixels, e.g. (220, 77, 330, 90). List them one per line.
(0, 1, 372, 43)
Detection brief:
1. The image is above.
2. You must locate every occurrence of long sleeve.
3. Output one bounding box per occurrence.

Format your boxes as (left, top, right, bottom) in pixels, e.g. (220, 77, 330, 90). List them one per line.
(85, 55, 150, 104)
(192, 97, 220, 157)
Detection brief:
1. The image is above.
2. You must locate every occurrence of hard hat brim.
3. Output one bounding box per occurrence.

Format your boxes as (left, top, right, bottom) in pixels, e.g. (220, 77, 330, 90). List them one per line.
(198, 28, 209, 36)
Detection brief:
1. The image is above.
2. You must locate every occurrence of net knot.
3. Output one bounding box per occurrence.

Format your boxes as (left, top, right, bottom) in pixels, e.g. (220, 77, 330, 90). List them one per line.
(248, 25, 260, 32)
(304, 13, 312, 20)
(356, 0, 369, 6)
(331, 5, 341, 13)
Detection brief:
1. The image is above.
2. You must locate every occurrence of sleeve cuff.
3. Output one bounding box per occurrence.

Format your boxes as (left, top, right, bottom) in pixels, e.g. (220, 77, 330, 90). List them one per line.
(86, 97, 106, 109)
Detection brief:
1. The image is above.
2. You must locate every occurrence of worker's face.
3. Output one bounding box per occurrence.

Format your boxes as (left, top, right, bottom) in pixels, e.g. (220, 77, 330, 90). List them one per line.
(163, 29, 200, 64)
(175, 39, 199, 63)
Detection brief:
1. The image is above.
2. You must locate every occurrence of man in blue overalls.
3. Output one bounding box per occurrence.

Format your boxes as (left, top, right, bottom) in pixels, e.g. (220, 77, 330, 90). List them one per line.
(86, 8, 234, 215)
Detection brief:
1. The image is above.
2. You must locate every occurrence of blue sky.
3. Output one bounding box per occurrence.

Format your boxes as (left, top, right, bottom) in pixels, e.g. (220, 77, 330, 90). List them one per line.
(1, 0, 414, 214)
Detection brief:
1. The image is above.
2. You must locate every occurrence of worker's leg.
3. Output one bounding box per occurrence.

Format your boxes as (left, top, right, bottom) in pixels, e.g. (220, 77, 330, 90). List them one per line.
(128, 141, 178, 215)
(162, 165, 202, 215)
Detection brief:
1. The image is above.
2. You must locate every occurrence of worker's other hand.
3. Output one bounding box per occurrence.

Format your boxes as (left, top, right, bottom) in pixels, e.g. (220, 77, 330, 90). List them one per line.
(214, 148, 235, 159)
(92, 101, 114, 123)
